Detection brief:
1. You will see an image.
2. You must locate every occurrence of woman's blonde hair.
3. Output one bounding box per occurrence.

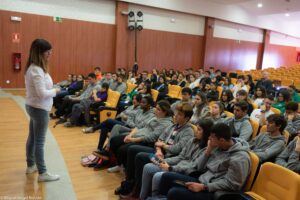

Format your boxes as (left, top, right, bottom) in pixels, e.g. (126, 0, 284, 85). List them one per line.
(25, 39, 52, 73)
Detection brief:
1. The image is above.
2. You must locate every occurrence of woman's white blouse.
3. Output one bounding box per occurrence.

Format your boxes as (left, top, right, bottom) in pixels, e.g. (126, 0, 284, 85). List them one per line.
(25, 64, 56, 111)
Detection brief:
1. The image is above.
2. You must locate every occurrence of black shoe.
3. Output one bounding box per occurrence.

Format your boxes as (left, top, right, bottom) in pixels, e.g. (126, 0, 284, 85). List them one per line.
(93, 150, 110, 159)
(115, 180, 134, 196)
(93, 158, 110, 171)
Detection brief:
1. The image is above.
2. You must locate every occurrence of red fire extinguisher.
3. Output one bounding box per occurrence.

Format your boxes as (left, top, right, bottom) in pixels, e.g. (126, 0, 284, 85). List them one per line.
(12, 53, 21, 71)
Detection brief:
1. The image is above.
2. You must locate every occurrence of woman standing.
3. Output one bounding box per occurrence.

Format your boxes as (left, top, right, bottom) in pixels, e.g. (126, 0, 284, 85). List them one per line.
(25, 39, 60, 182)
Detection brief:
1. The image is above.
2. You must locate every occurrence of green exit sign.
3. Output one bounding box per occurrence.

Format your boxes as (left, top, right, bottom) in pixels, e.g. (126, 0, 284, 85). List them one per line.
(53, 16, 62, 22)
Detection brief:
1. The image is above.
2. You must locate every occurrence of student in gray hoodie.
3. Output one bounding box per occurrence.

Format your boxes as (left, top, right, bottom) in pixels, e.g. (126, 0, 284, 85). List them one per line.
(171, 87, 193, 112)
(116, 102, 194, 198)
(275, 132, 300, 173)
(107, 100, 174, 172)
(139, 119, 214, 200)
(157, 123, 251, 200)
(284, 101, 300, 140)
(224, 101, 253, 141)
(250, 114, 287, 162)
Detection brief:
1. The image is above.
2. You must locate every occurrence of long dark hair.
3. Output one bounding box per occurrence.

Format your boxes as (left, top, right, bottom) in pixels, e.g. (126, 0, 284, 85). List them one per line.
(197, 119, 214, 148)
(25, 39, 52, 73)
(195, 92, 208, 117)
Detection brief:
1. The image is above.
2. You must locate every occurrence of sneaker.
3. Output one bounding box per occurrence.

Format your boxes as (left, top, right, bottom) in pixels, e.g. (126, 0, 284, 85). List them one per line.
(26, 165, 38, 174)
(64, 122, 74, 127)
(38, 172, 60, 182)
(107, 165, 121, 173)
(82, 127, 94, 134)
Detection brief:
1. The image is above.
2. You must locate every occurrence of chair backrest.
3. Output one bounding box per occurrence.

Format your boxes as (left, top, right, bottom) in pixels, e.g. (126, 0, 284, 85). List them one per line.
(167, 85, 182, 99)
(243, 152, 260, 191)
(151, 89, 159, 102)
(224, 110, 234, 118)
(270, 107, 281, 115)
(126, 82, 137, 94)
(248, 162, 300, 200)
(105, 89, 121, 108)
(217, 86, 223, 99)
(260, 125, 289, 144)
(250, 118, 259, 139)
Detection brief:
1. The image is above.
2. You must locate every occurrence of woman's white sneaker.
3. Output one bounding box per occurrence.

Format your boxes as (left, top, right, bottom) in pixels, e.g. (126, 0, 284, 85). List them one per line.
(26, 165, 38, 174)
(38, 172, 60, 182)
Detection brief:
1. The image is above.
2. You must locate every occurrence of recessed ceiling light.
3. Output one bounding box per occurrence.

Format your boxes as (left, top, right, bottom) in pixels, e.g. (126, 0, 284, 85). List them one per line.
(285, 13, 290, 17)
(257, 3, 263, 8)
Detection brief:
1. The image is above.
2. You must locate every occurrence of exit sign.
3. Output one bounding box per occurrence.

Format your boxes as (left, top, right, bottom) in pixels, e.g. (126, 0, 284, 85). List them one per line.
(53, 16, 62, 22)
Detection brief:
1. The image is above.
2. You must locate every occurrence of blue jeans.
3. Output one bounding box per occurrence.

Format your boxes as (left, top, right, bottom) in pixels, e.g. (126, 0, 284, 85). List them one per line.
(25, 105, 49, 174)
(159, 172, 214, 200)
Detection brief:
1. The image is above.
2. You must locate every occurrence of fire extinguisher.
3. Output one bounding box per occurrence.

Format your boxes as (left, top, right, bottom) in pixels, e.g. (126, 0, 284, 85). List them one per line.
(12, 53, 21, 71)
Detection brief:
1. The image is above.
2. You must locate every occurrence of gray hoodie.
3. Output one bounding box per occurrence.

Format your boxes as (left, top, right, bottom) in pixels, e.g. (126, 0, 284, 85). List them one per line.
(196, 138, 251, 192)
(133, 116, 173, 143)
(111, 82, 127, 95)
(164, 138, 206, 175)
(249, 132, 285, 162)
(126, 108, 155, 129)
(159, 123, 194, 157)
(285, 115, 300, 137)
(224, 115, 253, 141)
(275, 139, 300, 173)
(120, 105, 140, 127)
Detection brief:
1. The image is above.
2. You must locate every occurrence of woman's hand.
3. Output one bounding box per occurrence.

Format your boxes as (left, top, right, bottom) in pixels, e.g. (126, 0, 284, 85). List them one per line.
(185, 182, 206, 192)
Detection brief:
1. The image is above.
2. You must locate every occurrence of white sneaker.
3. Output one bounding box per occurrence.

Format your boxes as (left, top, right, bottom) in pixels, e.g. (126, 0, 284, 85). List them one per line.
(38, 172, 60, 182)
(107, 165, 121, 173)
(26, 165, 38, 174)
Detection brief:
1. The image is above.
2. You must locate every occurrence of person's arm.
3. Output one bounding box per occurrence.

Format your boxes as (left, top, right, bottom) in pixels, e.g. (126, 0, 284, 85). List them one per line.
(275, 141, 295, 167)
(255, 140, 285, 162)
(239, 120, 253, 142)
(285, 115, 300, 136)
(31, 67, 57, 98)
(206, 152, 251, 192)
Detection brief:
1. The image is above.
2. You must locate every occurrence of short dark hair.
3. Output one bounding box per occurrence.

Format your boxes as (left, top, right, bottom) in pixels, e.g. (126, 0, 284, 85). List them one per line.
(211, 123, 232, 141)
(181, 87, 192, 95)
(285, 101, 298, 112)
(237, 75, 245, 80)
(133, 93, 142, 102)
(142, 95, 154, 107)
(237, 89, 248, 97)
(278, 89, 291, 102)
(176, 102, 193, 119)
(94, 66, 101, 71)
(265, 94, 274, 101)
(88, 73, 96, 79)
(101, 82, 109, 90)
(267, 114, 287, 133)
(157, 100, 173, 117)
(234, 101, 249, 112)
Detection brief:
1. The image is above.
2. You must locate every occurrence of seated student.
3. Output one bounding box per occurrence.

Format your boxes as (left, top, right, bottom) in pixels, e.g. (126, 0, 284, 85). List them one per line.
(272, 89, 291, 113)
(209, 101, 227, 124)
(139, 119, 214, 200)
(220, 89, 234, 112)
(275, 131, 300, 174)
(169, 74, 178, 85)
(249, 114, 286, 162)
(231, 89, 253, 116)
(98, 72, 113, 87)
(204, 83, 219, 102)
(221, 77, 234, 91)
(190, 92, 211, 124)
(115, 103, 194, 197)
(94, 96, 155, 158)
(253, 85, 267, 108)
(54, 74, 72, 89)
(250, 95, 275, 126)
(54, 73, 99, 118)
(177, 73, 187, 88)
(231, 75, 248, 98)
(170, 87, 193, 112)
(152, 76, 168, 101)
(103, 100, 173, 172)
(82, 93, 142, 134)
(188, 74, 199, 90)
(156, 123, 251, 200)
(284, 101, 300, 140)
(224, 101, 253, 142)
(94, 66, 102, 80)
(64, 82, 109, 127)
(110, 75, 127, 95)
(287, 85, 300, 103)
